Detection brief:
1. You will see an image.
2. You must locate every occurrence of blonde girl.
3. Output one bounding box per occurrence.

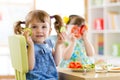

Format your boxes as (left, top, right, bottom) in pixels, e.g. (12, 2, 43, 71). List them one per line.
(14, 10, 64, 80)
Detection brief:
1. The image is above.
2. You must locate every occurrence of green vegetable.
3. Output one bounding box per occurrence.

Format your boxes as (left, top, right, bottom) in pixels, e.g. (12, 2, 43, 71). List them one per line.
(23, 28, 32, 36)
(64, 41, 69, 47)
(60, 26, 66, 33)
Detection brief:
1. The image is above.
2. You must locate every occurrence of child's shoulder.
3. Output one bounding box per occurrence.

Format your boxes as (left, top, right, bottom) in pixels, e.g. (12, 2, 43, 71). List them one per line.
(46, 39, 55, 48)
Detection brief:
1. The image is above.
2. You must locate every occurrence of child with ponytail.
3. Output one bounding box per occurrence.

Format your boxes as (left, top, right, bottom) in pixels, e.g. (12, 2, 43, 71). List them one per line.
(14, 10, 66, 80)
(52, 15, 95, 68)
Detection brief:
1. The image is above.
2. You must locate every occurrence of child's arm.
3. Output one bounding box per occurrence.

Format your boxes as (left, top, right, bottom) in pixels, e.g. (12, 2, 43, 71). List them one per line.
(53, 32, 65, 66)
(27, 42, 35, 70)
(82, 31, 95, 56)
(62, 34, 76, 60)
(23, 30, 35, 70)
(54, 33, 76, 64)
(53, 43, 62, 66)
(53, 32, 76, 65)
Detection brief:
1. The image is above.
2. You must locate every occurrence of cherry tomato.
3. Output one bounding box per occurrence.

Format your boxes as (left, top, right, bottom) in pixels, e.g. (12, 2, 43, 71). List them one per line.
(75, 62, 82, 68)
(68, 62, 76, 68)
(68, 62, 83, 68)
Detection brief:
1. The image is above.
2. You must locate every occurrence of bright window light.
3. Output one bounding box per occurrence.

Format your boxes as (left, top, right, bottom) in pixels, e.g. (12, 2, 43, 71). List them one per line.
(36, 0, 85, 35)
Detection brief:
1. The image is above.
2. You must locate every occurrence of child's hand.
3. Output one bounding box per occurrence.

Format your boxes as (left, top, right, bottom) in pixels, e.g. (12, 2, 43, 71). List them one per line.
(56, 32, 67, 44)
(70, 33, 77, 43)
(81, 30, 88, 40)
(23, 29, 33, 46)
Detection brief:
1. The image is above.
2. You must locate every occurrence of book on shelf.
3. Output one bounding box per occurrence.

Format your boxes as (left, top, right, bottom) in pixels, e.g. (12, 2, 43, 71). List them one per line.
(98, 34, 104, 55)
(107, 11, 120, 30)
(94, 34, 104, 55)
(91, 0, 103, 5)
(94, 18, 104, 30)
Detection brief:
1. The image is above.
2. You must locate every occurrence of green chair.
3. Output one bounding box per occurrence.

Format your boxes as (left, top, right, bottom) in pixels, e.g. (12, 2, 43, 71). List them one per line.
(8, 35, 28, 80)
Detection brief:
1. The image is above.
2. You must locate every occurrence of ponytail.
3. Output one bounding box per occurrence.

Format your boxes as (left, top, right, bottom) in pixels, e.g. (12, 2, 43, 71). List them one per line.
(14, 21, 25, 34)
(52, 15, 64, 32)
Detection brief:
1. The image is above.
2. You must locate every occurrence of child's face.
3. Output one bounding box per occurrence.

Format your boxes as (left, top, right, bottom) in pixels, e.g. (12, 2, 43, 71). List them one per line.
(28, 19, 51, 43)
(66, 25, 83, 39)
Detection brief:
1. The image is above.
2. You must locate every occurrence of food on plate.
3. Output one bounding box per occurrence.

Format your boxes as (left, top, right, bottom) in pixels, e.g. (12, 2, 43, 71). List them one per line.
(68, 62, 82, 69)
(68, 61, 95, 71)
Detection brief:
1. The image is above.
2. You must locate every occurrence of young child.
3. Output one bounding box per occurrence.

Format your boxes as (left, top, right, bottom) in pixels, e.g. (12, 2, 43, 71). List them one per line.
(14, 10, 64, 80)
(53, 15, 95, 68)
(51, 15, 76, 61)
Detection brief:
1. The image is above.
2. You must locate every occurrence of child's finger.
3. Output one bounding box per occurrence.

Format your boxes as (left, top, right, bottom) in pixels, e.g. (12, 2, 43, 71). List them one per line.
(63, 32, 67, 37)
(23, 30, 30, 42)
(59, 33, 65, 40)
(58, 33, 63, 40)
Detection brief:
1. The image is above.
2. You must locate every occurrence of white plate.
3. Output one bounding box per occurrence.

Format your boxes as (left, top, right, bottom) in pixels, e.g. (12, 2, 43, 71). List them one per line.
(108, 67, 120, 72)
(69, 68, 93, 72)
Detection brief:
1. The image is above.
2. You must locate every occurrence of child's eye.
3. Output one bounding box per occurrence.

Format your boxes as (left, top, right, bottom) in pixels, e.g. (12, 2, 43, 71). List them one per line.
(42, 26, 47, 28)
(31, 26, 37, 28)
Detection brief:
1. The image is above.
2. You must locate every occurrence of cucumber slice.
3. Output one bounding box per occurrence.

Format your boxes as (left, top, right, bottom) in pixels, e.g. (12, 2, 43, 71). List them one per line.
(23, 28, 32, 36)
(60, 26, 66, 32)
(64, 41, 69, 47)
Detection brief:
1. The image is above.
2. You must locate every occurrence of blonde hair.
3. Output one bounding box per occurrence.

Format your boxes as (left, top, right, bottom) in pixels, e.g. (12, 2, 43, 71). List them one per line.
(14, 10, 51, 34)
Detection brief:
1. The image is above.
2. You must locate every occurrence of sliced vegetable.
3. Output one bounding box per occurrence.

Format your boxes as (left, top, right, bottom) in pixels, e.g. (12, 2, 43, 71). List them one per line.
(23, 28, 32, 36)
(68, 62, 82, 69)
(60, 26, 66, 33)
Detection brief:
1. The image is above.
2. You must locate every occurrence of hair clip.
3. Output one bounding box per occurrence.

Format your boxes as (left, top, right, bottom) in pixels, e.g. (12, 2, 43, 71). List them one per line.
(63, 16, 69, 24)
(50, 16, 54, 19)
(20, 21, 25, 24)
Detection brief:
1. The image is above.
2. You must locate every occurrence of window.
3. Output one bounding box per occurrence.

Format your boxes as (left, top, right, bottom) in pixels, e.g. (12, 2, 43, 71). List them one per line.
(0, 0, 34, 75)
(36, 0, 85, 35)
(0, 0, 85, 75)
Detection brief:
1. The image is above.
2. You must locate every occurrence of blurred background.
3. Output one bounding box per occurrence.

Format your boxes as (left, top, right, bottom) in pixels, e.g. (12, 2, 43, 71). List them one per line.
(1, 0, 120, 79)
(0, 0, 85, 79)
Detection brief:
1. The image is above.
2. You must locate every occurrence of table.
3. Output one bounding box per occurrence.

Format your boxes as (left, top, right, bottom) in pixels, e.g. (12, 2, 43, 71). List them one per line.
(58, 68, 120, 80)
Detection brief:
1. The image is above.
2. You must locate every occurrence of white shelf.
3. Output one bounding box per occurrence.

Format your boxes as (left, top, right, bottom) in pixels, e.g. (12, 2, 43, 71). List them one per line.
(91, 30, 120, 34)
(105, 2, 120, 7)
(88, 0, 120, 57)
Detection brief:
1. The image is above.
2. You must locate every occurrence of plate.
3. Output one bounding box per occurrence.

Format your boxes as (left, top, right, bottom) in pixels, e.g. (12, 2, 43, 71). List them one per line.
(108, 67, 120, 72)
(69, 68, 93, 72)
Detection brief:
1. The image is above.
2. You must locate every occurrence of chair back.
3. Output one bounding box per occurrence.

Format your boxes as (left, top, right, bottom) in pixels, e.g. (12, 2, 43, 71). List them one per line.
(8, 35, 28, 80)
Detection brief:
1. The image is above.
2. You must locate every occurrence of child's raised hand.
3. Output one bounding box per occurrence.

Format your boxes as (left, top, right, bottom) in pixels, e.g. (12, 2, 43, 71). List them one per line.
(23, 28, 33, 46)
(56, 32, 67, 44)
(70, 33, 77, 42)
(81, 30, 88, 40)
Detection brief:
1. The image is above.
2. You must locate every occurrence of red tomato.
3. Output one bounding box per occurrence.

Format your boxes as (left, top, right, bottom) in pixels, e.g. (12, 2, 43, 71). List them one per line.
(68, 62, 76, 68)
(68, 62, 83, 68)
(75, 62, 82, 68)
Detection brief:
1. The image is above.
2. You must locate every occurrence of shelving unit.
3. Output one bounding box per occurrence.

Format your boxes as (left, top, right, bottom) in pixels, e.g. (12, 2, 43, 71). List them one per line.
(88, 0, 120, 57)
